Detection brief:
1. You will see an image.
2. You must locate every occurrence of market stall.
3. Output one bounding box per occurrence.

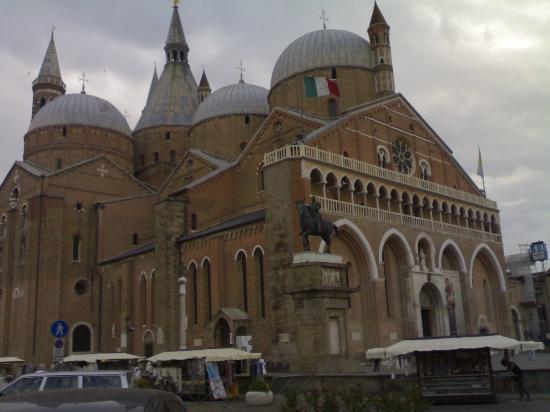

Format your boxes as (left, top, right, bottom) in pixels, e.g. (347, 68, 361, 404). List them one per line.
(148, 348, 262, 400)
(366, 334, 543, 404)
(0, 357, 25, 387)
(63, 353, 143, 371)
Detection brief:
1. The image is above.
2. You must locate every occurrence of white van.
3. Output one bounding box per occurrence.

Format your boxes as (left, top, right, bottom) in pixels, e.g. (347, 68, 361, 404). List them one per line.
(0, 370, 131, 397)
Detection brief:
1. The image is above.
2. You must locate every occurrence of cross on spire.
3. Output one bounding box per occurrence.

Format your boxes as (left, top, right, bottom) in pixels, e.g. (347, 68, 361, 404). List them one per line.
(79, 72, 89, 94)
(320, 9, 329, 30)
(237, 61, 246, 83)
(51, 25, 56, 38)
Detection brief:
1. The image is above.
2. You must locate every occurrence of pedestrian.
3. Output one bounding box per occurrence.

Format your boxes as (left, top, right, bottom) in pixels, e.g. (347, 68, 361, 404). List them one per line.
(501, 358, 531, 401)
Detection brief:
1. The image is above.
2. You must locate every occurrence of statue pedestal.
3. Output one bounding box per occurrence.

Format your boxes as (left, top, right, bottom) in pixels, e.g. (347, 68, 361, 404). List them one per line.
(292, 252, 343, 266)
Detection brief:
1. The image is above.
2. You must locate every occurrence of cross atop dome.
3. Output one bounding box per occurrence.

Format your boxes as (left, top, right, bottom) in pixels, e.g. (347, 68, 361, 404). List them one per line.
(319, 9, 329, 30)
(237, 61, 246, 84)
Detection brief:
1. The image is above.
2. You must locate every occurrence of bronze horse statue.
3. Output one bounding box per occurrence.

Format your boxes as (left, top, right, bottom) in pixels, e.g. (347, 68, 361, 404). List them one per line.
(296, 199, 338, 253)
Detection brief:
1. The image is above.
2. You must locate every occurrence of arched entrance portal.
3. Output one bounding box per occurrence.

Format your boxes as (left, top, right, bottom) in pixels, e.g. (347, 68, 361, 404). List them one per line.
(214, 318, 231, 348)
(143, 331, 154, 358)
(72, 324, 92, 353)
(419, 283, 444, 337)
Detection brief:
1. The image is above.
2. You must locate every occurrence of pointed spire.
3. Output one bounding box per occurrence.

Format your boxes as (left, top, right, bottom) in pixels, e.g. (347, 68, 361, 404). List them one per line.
(37, 29, 63, 80)
(198, 69, 210, 89)
(164, 3, 189, 63)
(145, 64, 159, 108)
(370, 1, 388, 26)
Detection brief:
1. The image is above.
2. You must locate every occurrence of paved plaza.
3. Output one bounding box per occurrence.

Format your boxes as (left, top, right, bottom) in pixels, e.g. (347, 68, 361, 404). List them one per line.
(183, 394, 550, 412)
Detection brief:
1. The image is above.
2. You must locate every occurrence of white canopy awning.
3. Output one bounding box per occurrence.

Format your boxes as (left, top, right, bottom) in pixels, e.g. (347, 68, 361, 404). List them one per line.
(148, 348, 262, 363)
(518, 341, 545, 351)
(63, 353, 143, 363)
(366, 335, 537, 359)
(0, 357, 25, 364)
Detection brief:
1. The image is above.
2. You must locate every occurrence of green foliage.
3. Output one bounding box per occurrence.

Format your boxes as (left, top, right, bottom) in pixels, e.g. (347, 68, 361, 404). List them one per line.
(371, 385, 430, 412)
(248, 379, 271, 393)
(338, 386, 371, 412)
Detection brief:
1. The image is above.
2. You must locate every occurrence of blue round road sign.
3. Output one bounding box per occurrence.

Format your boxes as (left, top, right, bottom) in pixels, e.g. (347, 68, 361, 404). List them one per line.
(50, 320, 69, 338)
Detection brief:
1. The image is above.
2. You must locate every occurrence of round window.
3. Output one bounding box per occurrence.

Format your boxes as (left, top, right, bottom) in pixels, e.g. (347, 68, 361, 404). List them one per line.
(74, 279, 89, 296)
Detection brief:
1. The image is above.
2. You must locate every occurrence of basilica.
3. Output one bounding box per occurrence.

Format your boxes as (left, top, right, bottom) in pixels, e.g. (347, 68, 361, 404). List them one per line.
(0, 3, 515, 373)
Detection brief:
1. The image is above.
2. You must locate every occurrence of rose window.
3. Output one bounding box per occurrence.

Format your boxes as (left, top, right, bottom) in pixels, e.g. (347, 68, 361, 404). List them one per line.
(392, 140, 414, 174)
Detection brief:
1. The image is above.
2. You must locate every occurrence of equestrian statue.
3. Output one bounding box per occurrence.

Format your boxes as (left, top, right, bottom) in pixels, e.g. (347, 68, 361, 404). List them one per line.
(296, 197, 338, 253)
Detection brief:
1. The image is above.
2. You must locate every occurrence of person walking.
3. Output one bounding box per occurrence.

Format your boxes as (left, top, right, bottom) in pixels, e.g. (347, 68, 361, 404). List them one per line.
(501, 358, 531, 401)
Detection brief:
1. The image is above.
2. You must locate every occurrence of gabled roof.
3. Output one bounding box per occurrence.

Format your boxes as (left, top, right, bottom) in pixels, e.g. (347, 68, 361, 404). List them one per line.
(15, 160, 52, 177)
(100, 241, 155, 266)
(306, 93, 483, 196)
(178, 209, 265, 243)
(188, 149, 231, 169)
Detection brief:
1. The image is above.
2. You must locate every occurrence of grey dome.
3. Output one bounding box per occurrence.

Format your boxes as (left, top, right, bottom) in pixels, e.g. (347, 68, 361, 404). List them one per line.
(29, 94, 131, 136)
(135, 63, 199, 131)
(271, 29, 372, 88)
(191, 82, 269, 127)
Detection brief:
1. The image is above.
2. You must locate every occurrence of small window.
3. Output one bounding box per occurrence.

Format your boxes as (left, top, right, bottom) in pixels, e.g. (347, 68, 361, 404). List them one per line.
(343, 151, 349, 158)
(169, 150, 177, 165)
(40, 97, 46, 108)
(56, 158, 62, 170)
(62, 127, 67, 137)
(153, 152, 159, 163)
(244, 114, 250, 125)
(74, 202, 84, 213)
(165, 132, 171, 141)
(133, 233, 139, 245)
(191, 213, 197, 231)
(72, 236, 80, 262)
(331, 67, 337, 79)
(380, 57, 385, 64)
(74, 279, 89, 296)
(328, 99, 338, 117)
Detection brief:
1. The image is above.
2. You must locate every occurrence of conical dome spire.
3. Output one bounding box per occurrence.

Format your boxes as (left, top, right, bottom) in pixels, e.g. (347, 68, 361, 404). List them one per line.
(370, 2, 388, 26)
(35, 31, 65, 87)
(198, 70, 210, 89)
(32, 29, 66, 118)
(164, 4, 189, 64)
(144, 64, 159, 109)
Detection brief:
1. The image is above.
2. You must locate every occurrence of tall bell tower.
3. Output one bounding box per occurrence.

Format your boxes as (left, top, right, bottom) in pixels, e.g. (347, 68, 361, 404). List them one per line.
(368, 2, 395, 97)
(32, 29, 66, 118)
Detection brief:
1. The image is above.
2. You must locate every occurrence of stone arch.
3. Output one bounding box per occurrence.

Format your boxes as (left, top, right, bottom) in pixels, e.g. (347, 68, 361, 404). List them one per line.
(187, 260, 199, 270)
(378, 228, 415, 266)
(419, 282, 446, 337)
(143, 329, 155, 357)
(469, 243, 506, 291)
(70, 322, 93, 353)
(201, 256, 211, 268)
(438, 239, 467, 273)
(252, 245, 265, 256)
(139, 271, 147, 281)
(318, 218, 378, 280)
(415, 233, 436, 270)
(214, 317, 231, 348)
(234, 249, 248, 261)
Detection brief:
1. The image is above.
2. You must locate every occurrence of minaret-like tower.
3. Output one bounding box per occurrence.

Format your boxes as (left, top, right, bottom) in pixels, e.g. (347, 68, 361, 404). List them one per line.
(368, 2, 395, 97)
(197, 69, 211, 103)
(164, 3, 190, 64)
(32, 30, 66, 118)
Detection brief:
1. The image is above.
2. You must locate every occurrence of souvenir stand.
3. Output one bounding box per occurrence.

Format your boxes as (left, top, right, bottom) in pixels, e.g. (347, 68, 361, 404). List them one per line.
(63, 353, 143, 371)
(367, 334, 543, 404)
(148, 348, 262, 400)
(0, 357, 25, 387)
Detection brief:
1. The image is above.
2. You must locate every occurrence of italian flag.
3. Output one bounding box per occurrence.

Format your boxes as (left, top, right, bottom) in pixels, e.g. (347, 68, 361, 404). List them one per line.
(304, 77, 340, 98)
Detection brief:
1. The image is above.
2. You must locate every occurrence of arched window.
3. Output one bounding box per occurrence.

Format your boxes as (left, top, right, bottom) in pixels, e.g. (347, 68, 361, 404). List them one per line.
(191, 213, 197, 231)
(377, 146, 390, 169)
(419, 160, 431, 181)
(254, 248, 266, 319)
(72, 324, 92, 353)
(190, 264, 198, 325)
(169, 150, 177, 165)
(139, 274, 147, 326)
(72, 236, 80, 262)
(328, 99, 338, 117)
(203, 260, 212, 322)
(20, 205, 28, 230)
(237, 252, 248, 312)
(143, 331, 154, 358)
(150, 270, 156, 325)
(331, 67, 337, 79)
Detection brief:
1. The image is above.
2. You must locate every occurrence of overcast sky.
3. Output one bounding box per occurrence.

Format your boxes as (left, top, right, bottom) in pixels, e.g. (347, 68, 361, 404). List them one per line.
(0, 0, 548, 256)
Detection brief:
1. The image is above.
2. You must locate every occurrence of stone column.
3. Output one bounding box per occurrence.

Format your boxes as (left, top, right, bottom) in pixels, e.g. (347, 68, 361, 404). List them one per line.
(178, 276, 188, 350)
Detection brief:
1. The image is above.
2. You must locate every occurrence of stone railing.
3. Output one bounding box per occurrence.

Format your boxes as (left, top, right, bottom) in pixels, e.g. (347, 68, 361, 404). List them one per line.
(318, 196, 502, 243)
(264, 145, 497, 210)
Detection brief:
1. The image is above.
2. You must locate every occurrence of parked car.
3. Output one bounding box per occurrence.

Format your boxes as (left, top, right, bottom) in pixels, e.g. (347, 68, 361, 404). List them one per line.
(0, 389, 188, 411)
(0, 370, 131, 397)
